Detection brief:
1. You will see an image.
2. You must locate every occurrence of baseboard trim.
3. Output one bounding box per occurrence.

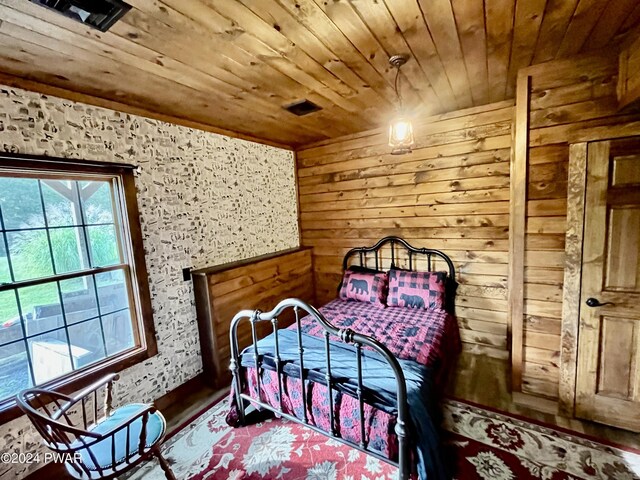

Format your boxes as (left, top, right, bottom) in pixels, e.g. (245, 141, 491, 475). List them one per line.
(512, 391, 559, 415)
(154, 372, 206, 413)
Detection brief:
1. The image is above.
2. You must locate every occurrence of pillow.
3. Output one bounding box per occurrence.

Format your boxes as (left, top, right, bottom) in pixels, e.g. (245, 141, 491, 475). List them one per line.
(387, 269, 447, 310)
(339, 270, 388, 307)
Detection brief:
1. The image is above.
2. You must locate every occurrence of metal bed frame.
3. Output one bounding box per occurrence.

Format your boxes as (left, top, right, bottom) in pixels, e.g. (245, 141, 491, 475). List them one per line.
(229, 236, 457, 480)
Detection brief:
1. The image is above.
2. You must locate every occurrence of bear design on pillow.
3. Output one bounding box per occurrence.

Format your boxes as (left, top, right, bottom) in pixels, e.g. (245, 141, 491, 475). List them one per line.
(349, 278, 369, 295)
(400, 293, 425, 309)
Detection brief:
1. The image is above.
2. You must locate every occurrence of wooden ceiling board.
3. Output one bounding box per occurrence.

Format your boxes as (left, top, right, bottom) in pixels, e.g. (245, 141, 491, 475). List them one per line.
(325, 0, 442, 114)
(451, 0, 490, 106)
(0, 0, 638, 147)
(506, 0, 547, 97)
(270, 0, 398, 105)
(128, 0, 367, 124)
(418, 0, 474, 109)
(556, 0, 610, 58)
(620, 3, 640, 34)
(308, 0, 425, 115)
(485, 0, 516, 102)
(383, 0, 459, 110)
(0, 32, 317, 145)
(531, 0, 579, 64)
(585, 0, 640, 50)
(237, 0, 392, 109)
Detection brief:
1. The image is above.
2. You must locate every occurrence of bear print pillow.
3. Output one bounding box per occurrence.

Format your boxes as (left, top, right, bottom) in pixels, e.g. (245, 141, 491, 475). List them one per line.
(339, 270, 388, 308)
(387, 269, 447, 310)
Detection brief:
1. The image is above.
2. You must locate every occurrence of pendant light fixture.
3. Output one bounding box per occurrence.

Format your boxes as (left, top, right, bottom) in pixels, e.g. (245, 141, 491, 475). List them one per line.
(388, 54, 414, 155)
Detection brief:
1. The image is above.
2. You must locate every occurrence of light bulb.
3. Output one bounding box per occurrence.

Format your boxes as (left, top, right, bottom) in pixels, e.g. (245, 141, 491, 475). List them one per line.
(388, 116, 414, 154)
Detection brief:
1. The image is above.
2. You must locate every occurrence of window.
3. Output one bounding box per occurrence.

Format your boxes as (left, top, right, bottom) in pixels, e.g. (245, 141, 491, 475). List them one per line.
(0, 154, 156, 422)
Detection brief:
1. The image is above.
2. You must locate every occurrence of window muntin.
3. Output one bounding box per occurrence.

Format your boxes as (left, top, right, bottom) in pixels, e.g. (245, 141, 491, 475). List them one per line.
(0, 173, 139, 403)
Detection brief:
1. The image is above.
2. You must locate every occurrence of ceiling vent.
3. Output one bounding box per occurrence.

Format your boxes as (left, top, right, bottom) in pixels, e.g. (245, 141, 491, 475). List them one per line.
(30, 0, 131, 32)
(283, 99, 322, 116)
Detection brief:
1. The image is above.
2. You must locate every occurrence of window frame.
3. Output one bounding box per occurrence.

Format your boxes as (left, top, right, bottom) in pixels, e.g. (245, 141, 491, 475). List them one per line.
(0, 153, 157, 424)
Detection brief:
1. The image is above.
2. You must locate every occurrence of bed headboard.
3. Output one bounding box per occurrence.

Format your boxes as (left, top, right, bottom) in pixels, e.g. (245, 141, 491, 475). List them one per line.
(341, 236, 458, 314)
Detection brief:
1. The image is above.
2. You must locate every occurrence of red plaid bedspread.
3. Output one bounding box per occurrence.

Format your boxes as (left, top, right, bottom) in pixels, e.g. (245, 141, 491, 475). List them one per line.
(292, 298, 460, 385)
(228, 299, 460, 462)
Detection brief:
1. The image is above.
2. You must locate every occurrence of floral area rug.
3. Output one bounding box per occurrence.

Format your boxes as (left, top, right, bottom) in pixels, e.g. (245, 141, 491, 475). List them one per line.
(443, 401, 640, 480)
(127, 398, 640, 479)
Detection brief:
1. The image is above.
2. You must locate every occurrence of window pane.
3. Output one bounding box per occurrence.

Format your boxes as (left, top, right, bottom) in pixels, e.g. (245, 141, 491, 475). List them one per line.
(68, 318, 106, 368)
(0, 238, 10, 283)
(0, 170, 142, 396)
(7, 230, 54, 281)
(28, 330, 72, 384)
(0, 291, 22, 346)
(0, 341, 32, 401)
(81, 181, 114, 224)
(19, 282, 63, 337)
(60, 276, 99, 324)
(41, 180, 81, 227)
(50, 227, 90, 274)
(0, 178, 45, 229)
(87, 225, 120, 267)
(96, 270, 128, 315)
(102, 309, 134, 356)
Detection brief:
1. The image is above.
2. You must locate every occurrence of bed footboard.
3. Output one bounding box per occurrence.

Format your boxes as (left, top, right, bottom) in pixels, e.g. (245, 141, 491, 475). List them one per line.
(229, 297, 411, 480)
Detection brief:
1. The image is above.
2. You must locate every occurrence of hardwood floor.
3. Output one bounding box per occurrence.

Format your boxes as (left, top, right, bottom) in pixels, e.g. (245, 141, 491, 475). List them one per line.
(162, 385, 227, 433)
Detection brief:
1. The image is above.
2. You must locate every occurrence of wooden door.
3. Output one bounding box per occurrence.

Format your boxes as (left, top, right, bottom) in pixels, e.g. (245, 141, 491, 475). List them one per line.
(575, 137, 640, 431)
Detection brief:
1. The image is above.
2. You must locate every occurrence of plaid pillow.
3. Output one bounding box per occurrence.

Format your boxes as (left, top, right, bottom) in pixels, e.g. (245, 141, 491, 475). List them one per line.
(339, 270, 388, 308)
(387, 269, 447, 310)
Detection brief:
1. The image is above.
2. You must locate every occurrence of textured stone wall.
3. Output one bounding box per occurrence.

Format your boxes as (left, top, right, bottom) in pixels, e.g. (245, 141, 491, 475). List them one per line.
(0, 85, 299, 478)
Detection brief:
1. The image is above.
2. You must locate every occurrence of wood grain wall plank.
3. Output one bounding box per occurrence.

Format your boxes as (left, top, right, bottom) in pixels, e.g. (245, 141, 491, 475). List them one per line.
(508, 72, 531, 391)
(297, 101, 513, 353)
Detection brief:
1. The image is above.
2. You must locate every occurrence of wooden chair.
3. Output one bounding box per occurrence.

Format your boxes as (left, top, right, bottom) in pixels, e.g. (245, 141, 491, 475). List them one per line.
(16, 373, 175, 479)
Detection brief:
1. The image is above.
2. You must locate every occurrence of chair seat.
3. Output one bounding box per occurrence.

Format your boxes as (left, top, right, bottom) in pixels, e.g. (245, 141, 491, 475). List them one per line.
(71, 403, 165, 471)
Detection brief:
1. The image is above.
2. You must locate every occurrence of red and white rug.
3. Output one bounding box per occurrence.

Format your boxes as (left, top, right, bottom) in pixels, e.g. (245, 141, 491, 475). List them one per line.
(127, 399, 640, 479)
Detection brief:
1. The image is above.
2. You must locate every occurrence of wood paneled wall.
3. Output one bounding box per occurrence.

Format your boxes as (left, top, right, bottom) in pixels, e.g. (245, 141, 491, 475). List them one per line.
(513, 52, 640, 405)
(192, 248, 314, 387)
(296, 101, 514, 360)
(297, 52, 640, 406)
(295, 51, 640, 408)
(618, 33, 640, 110)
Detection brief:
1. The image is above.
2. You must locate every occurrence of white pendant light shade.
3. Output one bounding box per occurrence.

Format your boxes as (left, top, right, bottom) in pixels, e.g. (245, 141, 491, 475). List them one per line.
(388, 54, 414, 155)
(389, 116, 415, 155)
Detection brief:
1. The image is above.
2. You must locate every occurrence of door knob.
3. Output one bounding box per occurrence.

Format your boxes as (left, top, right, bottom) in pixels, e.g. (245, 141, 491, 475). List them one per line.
(585, 297, 614, 307)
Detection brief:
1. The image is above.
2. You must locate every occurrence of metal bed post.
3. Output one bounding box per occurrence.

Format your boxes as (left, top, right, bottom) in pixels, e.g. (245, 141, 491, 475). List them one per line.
(229, 298, 412, 480)
(324, 331, 336, 436)
(272, 316, 284, 412)
(294, 306, 309, 423)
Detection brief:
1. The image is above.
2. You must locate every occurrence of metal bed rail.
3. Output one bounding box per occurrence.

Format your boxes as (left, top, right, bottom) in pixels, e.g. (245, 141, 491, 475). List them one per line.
(229, 297, 411, 480)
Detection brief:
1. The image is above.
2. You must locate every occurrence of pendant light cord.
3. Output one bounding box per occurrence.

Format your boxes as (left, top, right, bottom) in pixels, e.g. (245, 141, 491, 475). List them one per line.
(394, 65, 403, 111)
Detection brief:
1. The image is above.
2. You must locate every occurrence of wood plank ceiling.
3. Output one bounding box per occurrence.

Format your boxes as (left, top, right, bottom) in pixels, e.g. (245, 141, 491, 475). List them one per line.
(0, 0, 638, 147)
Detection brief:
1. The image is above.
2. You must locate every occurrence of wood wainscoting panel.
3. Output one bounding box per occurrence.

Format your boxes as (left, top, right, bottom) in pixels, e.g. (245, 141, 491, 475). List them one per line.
(192, 248, 314, 388)
(297, 100, 514, 361)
